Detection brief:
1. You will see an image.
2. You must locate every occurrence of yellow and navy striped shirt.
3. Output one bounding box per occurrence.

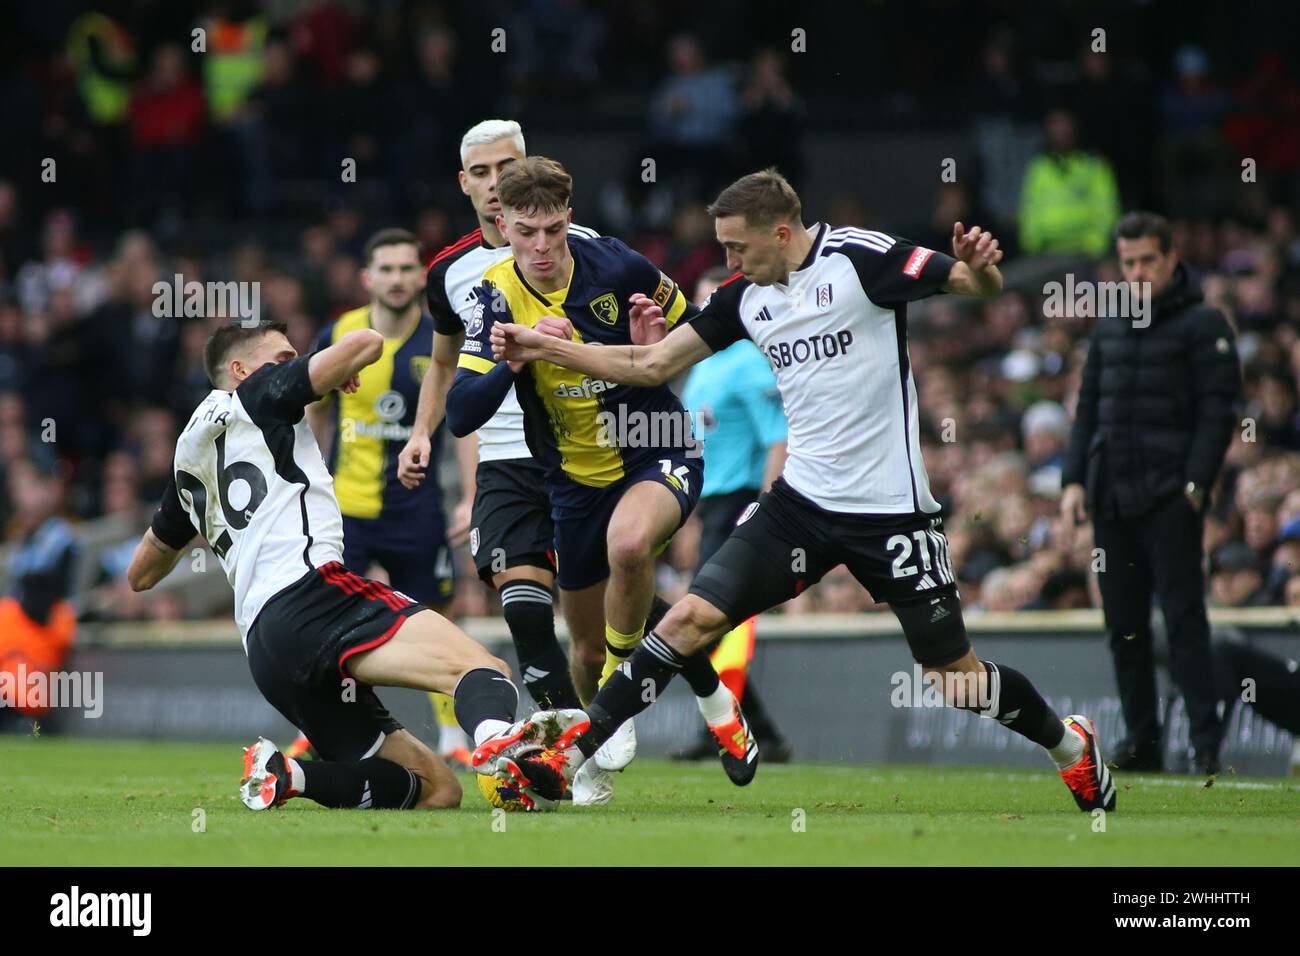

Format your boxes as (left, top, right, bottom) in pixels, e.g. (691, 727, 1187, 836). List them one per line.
(313, 306, 444, 525)
(457, 234, 693, 501)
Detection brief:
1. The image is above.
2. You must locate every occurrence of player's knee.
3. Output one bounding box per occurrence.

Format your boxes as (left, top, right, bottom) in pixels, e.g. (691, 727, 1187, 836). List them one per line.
(606, 527, 653, 574)
(662, 596, 728, 653)
(458, 645, 513, 681)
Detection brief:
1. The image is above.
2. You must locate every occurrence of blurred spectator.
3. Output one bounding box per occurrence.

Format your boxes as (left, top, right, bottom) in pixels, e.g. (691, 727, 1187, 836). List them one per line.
(1210, 543, 1270, 607)
(503, 0, 605, 95)
(129, 44, 206, 224)
(290, 0, 357, 89)
(1021, 400, 1068, 484)
(1018, 108, 1120, 257)
(1225, 52, 1300, 188)
(199, 3, 269, 123)
(647, 34, 740, 200)
(968, 27, 1043, 229)
(1064, 46, 1156, 209)
(738, 49, 805, 190)
(0, 460, 78, 732)
(1160, 45, 1232, 215)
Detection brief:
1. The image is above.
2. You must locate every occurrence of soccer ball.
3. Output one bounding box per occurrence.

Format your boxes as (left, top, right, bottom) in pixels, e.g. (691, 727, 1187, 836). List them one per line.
(475, 772, 530, 811)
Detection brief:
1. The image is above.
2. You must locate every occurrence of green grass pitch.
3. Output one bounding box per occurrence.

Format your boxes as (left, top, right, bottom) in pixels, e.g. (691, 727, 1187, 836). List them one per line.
(2, 738, 1297, 866)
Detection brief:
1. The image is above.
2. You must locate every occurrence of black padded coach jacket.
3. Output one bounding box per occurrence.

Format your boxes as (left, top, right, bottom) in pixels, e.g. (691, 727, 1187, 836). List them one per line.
(1061, 263, 1241, 519)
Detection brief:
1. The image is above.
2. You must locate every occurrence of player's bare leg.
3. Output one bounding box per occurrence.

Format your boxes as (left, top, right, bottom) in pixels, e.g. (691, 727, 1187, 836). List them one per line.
(600, 480, 683, 682)
(422, 597, 475, 770)
(346, 607, 511, 692)
(242, 609, 521, 812)
(559, 578, 608, 704)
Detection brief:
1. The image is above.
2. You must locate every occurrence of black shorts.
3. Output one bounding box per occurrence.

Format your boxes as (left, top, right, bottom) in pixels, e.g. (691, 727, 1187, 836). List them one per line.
(469, 457, 556, 582)
(245, 561, 427, 761)
(693, 488, 761, 576)
(342, 514, 454, 608)
(688, 478, 970, 666)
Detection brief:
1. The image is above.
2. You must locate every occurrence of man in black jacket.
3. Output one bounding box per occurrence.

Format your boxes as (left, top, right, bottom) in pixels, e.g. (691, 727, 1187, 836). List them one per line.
(1060, 211, 1240, 776)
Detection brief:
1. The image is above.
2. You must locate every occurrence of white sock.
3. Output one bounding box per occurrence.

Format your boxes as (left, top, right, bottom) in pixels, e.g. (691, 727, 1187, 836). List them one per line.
(1048, 721, 1086, 769)
(439, 724, 472, 753)
(473, 719, 511, 747)
(697, 683, 736, 727)
(287, 757, 305, 795)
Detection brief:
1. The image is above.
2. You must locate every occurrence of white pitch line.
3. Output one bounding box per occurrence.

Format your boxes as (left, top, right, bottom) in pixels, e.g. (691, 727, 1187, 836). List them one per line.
(963, 770, 1298, 792)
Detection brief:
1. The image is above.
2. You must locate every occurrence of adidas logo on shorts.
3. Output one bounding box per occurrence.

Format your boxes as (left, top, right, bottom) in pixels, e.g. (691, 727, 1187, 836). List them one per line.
(469, 527, 480, 556)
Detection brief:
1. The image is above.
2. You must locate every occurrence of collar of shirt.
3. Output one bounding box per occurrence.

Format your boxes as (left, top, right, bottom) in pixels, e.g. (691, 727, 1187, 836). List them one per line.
(773, 222, 828, 294)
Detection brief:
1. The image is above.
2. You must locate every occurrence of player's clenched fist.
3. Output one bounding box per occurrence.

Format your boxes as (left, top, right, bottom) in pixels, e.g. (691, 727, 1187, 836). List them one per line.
(491, 322, 550, 370)
(397, 434, 430, 488)
(534, 315, 574, 340)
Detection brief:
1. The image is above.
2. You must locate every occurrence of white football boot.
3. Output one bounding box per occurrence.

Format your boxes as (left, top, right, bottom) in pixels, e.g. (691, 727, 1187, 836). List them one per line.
(572, 760, 614, 805)
(593, 717, 637, 771)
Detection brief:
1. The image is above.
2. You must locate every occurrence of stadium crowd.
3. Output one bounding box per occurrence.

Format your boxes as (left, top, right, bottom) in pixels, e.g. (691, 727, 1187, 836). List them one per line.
(1, 1, 1299, 625)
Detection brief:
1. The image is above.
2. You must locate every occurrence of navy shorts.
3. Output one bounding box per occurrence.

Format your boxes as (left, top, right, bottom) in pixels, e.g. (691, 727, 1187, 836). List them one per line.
(551, 452, 703, 591)
(341, 514, 454, 609)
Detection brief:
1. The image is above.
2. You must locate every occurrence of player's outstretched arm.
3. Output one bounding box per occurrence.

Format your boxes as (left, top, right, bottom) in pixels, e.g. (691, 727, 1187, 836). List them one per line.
(492, 299, 711, 387)
(127, 528, 187, 592)
(942, 222, 1004, 298)
(308, 328, 385, 396)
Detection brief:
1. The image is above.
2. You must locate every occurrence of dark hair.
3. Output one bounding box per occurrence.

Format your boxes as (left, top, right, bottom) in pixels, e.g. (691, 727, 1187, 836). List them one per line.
(1114, 211, 1172, 253)
(203, 319, 289, 388)
(496, 156, 573, 215)
(707, 167, 802, 227)
(364, 227, 421, 264)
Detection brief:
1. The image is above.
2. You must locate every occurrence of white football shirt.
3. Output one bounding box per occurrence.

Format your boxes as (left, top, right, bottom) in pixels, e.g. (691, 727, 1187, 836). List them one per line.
(686, 223, 956, 515)
(152, 357, 344, 645)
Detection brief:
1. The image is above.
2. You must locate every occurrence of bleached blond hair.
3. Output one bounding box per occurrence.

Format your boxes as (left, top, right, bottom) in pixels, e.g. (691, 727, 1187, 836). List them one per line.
(460, 119, 526, 168)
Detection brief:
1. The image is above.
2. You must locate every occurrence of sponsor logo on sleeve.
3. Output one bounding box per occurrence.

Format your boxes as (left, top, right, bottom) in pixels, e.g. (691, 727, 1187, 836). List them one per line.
(903, 247, 935, 279)
(466, 300, 485, 337)
(652, 273, 676, 308)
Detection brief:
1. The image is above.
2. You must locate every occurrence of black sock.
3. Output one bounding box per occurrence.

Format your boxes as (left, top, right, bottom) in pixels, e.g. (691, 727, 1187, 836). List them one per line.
(679, 646, 721, 697)
(299, 757, 421, 809)
(966, 660, 1065, 749)
(500, 580, 579, 709)
(453, 666, 520, 738)
(644, 595, 671, 632)
(579, 631, 685, 757)
(642, 595, 719, 697)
